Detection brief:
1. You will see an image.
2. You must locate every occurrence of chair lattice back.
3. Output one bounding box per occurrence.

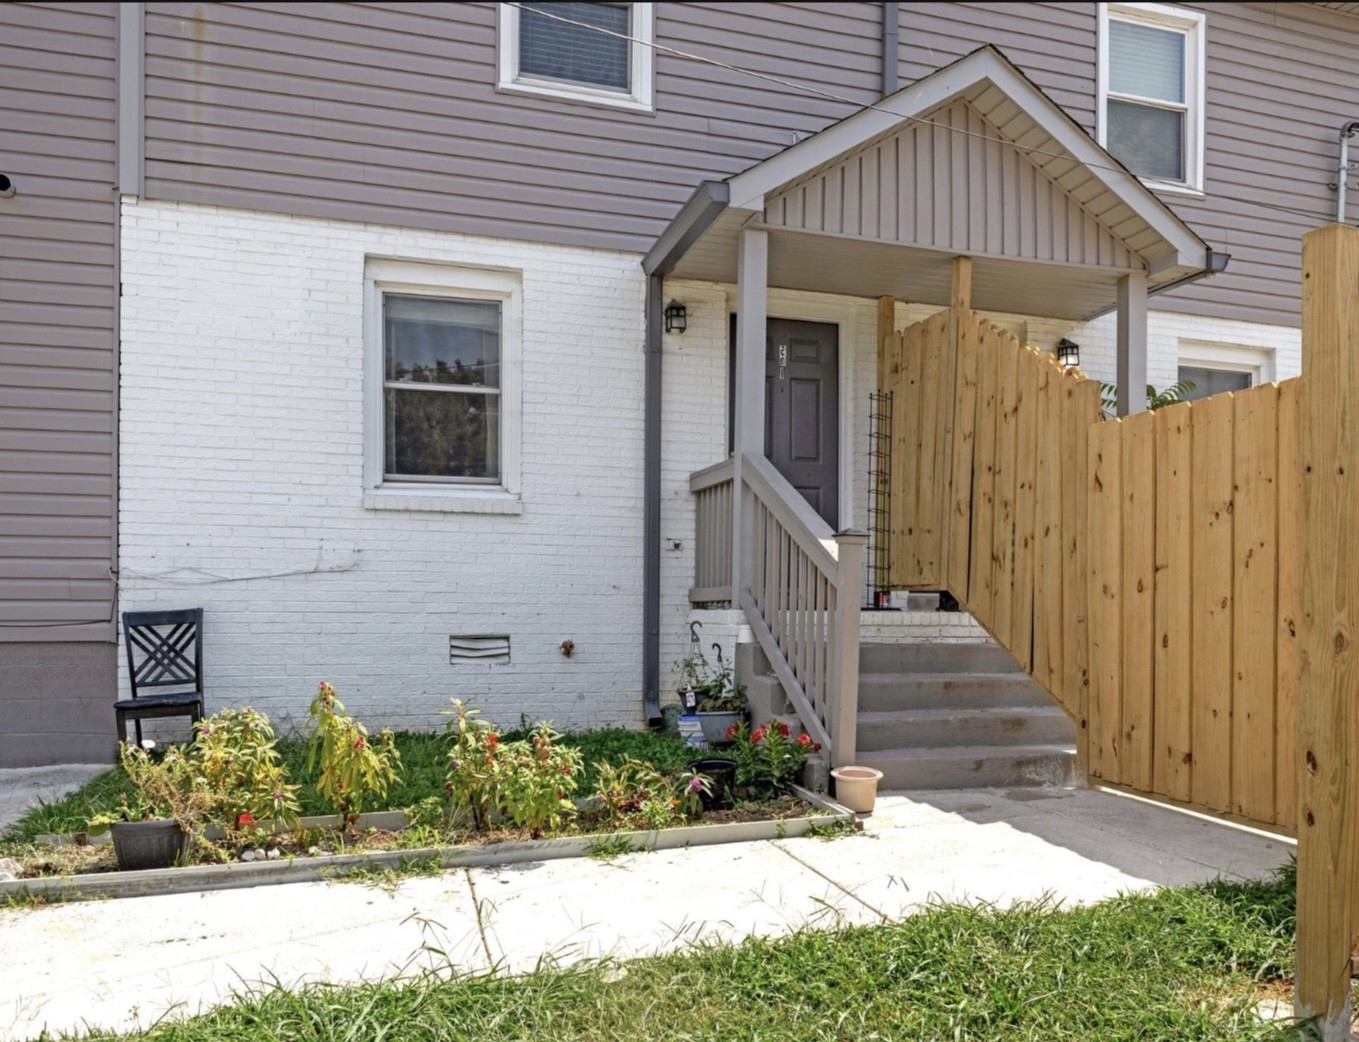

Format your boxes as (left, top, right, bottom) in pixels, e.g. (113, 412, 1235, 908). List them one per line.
(123, 609, 203, 694)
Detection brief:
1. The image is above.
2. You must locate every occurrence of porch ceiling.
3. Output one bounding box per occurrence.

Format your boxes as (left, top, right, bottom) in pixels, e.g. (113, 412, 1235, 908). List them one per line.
(647, 46, 1218, 322)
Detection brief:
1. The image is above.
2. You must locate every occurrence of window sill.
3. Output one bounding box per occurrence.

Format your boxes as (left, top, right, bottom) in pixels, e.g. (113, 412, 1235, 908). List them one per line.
(495, 79, 654, 114)
(362, 490, 523, 515)
(1141, 179, 1205, 199)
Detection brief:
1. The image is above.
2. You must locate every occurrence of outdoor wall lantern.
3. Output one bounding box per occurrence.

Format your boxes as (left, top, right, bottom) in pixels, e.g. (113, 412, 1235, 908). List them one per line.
(664, 300, 688, 334)
(1056, 338, 1080, 368)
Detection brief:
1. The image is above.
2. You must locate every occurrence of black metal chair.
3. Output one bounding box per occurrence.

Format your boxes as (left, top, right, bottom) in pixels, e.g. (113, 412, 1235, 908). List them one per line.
(115, 609, 206, 744)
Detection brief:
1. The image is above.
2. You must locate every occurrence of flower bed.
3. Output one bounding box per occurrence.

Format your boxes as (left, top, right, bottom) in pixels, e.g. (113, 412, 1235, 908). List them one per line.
(1, 687, 853, 901)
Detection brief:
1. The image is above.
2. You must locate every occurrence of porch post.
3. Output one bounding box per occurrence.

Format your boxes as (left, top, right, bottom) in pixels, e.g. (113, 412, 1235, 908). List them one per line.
(1115, 272, 1148, 417)
(731, 226, 768, 603)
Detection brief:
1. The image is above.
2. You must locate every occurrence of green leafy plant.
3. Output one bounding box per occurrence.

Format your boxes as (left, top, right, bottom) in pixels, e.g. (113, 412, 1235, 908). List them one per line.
(87, 743, 222, 838)
(443, 699, 504, 831)
(592, 756, 672, 825)
(307, 681, 401, 831)
(1100, 379, 1196, 418)
(192, 707, 300, 832)
(729, 722, 818, 800)
(674, 767, 711, 820)
(496, 722, 583, 837)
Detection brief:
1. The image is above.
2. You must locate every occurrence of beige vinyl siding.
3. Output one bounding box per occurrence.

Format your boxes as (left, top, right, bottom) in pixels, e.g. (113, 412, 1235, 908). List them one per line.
(0, 1, 117, 643)
(141, 1, 882, 254)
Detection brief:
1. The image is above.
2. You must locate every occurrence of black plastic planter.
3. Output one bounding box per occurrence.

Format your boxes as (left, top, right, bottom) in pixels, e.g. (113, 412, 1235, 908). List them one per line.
(688, 757, 738, 810)
(109, 820, 188, 871)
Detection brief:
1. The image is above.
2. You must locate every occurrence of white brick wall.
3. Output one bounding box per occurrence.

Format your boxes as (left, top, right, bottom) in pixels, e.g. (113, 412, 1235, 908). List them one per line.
(120, 199, 1305, 732)
(119, 200, 650, 735)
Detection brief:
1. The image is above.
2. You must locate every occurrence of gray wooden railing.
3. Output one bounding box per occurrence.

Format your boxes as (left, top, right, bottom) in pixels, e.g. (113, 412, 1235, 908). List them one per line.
(689, 451, 864, 766)
(689, 458, 734, 605)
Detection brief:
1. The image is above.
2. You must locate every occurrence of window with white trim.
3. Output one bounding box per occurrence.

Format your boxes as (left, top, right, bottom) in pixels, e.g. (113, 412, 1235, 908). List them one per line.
(1177, 341, 1273, 402)
(497, 2, 654, 112)
(1098, 2, 1205, 192)
(363, 260, 521, 500)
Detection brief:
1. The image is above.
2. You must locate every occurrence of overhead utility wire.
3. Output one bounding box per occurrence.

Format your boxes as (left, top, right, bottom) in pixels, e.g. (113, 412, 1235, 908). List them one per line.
(506, 1, 1333, 226)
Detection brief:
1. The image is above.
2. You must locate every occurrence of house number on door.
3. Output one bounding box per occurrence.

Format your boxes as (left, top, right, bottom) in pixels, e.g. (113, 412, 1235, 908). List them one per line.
(778, 343, 788, 380)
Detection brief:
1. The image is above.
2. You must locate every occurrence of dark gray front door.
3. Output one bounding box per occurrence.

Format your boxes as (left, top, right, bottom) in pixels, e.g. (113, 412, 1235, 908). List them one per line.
(764, 318, 839, 528)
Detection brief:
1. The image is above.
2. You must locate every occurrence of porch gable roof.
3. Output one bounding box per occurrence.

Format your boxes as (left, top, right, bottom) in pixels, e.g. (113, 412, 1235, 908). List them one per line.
(645, 46, 1217, 320)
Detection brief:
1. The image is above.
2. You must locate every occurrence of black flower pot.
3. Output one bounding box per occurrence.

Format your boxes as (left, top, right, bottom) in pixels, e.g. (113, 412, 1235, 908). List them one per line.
(687, 757, 738, 810)
(110, 819, 189, 871)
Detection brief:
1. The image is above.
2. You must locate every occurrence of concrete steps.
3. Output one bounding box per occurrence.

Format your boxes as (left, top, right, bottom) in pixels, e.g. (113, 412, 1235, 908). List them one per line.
(735, 640, 1078, 792)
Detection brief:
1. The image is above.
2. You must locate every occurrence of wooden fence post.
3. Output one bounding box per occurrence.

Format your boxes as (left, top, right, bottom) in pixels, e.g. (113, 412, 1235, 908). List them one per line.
(1297, 222, 1359, 1038)
(829, 529, 867, 768)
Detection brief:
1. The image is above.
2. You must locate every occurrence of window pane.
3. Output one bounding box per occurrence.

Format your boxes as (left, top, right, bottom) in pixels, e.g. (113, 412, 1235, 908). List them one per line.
(520, 2, 630, 91)
(1109, 19, 1184, 103)
(385, 295, 500, 389)
(385, 388, 500, 480)
(1178, 367, 1251, 402)
(1107, 99, 1184, 181)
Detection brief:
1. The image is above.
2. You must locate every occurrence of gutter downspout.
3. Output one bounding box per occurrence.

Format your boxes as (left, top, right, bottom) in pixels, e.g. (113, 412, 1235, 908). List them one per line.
(882, 2, 899, 97)
(642, 275, 663, 727)
(1338, 121, 1359, 224)
(1080, 248, 1230, 322)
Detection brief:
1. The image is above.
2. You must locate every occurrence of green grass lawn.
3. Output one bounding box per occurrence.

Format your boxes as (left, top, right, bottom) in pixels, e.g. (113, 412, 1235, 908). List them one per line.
(63, 864, 1303, 1042)
(3, 727, 696, 842)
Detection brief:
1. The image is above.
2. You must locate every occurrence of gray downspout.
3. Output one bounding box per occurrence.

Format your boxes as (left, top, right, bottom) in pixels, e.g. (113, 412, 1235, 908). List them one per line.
(642, 275, 663, 726)
(882, 2, 899, 97)
(1338, 121, 1359, 224)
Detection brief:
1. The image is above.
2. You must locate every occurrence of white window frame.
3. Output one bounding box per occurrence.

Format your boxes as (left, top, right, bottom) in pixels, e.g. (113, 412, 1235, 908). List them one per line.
(1097, 2, 1206, 195)
(497, 2, 655, 113)
(1178, 340, 1275, 390)
(363, 259, 523, 511)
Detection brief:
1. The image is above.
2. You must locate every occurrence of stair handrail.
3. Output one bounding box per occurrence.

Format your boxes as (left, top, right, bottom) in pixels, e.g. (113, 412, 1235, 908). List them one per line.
(738, 451, 865, 766)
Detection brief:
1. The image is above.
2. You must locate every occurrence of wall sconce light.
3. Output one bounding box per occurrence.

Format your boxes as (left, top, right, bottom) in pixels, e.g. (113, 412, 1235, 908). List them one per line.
(0, 174, 14, 200)
(1056, 338, 1080, 368)
(664, 300, 687, 334)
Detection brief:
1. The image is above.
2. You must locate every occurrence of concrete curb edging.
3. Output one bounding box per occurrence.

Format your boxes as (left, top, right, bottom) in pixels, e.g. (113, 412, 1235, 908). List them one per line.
(3, 787, 857, 904)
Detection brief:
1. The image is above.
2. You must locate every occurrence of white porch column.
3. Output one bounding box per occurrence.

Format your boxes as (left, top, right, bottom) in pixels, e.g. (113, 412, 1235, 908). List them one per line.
(1116, 271, 1149, 417)
(731, 227, 768, 604)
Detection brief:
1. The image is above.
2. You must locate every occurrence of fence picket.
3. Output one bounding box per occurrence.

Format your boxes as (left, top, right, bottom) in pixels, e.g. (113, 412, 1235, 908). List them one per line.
(1120, 410, 1156, 793)
(1190, 392, 1235, 811)
(1153, 403, 1193, 802)
(1232, 384, 1279, 823)
(1088, 418, 1123, 779)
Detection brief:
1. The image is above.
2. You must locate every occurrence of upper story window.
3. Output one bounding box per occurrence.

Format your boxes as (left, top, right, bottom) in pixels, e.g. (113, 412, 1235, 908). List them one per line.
(1098, 3, 1205, 193)
(497, 2, 655, 113)
(364, 260, 522, 508)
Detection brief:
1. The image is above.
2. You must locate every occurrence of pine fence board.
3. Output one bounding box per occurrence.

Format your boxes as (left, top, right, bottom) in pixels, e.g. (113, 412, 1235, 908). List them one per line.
(1120, 409, 1156, 793)
(1153, 402, 1193, 803)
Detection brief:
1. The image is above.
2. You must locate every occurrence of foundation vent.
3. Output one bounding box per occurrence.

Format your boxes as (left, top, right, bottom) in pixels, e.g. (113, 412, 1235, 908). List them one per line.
(449, 635, 511, 665)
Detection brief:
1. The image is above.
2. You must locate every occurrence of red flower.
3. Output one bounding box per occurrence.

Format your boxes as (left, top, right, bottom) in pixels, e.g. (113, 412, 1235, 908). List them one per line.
(752, 727, 767, 742)
(724, 723, 739, 741)
(797, 733, 812, 746)
(236, 812, 253, 827)
(813, 743, 822, 752)
(777, 722, 791, 737)
(487, 733, 499, 749)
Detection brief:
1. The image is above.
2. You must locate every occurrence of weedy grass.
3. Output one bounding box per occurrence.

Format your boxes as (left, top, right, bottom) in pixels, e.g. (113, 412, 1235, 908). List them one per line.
(58, 864, 1307, 1042)
(3, 728, 695, 841)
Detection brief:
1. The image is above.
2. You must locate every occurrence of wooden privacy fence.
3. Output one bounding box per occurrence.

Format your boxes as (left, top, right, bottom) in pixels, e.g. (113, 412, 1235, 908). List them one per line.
(1087, 382, 1301, 830)
(885, 268, 1101, 727)
(885, 262, 1299, 832)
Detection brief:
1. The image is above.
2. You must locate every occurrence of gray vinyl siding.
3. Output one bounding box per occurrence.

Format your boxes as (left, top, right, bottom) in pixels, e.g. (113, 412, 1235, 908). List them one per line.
(899, 2, 1100, 133)
(0, 1, 118, 645)
(138, 2, 1359, 330)
(1150, 2, 1359, 324)
(140, 1, 882, 253)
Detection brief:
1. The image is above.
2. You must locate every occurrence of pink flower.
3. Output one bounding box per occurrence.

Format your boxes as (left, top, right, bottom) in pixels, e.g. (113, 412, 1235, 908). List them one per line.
(688, 777, 704, 792)
(797, 733, 812, 746)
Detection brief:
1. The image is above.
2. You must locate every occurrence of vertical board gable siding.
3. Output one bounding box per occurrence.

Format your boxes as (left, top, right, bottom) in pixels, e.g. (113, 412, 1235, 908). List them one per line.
(141, 1, 882, 255)
(0, 2, 117, 642)
(763, 99, 1139, 270)
(1148, 3, 1359, 327)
